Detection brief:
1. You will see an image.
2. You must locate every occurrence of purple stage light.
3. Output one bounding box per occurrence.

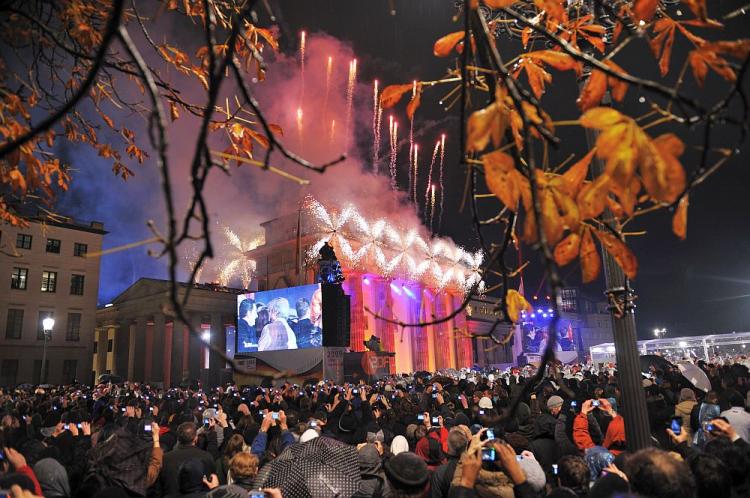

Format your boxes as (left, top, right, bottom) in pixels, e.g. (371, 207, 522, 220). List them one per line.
(363, 277, 371, 285)
(390, 282, 402, 295)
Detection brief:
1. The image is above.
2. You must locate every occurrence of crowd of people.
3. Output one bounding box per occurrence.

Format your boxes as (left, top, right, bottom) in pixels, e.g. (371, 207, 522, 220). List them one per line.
(1, 357, 749, 498)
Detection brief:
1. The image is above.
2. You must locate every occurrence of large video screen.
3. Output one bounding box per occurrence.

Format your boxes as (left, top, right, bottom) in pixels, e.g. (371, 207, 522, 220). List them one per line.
(521, 320, 578, 354)
(237, 283, 323, 353)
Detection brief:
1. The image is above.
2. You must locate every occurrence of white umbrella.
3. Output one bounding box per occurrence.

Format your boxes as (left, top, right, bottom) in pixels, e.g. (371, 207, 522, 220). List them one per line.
(677, 362, 712, 392)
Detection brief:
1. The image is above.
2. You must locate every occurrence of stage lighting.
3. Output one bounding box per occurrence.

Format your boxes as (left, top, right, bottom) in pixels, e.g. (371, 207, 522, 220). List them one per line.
(201, 331, 211, 342)
(363, 277, 371, 285)
(390, 282, 402, 295)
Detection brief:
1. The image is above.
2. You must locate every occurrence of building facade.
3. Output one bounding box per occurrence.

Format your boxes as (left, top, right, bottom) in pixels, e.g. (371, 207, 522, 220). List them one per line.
(93, 278, 240, 387)
(1, 214, 105, 386)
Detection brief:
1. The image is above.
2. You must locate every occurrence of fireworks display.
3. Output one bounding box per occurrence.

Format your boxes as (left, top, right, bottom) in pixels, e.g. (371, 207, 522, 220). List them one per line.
(424, 140, 440, 217)
(299, 31, 307, 103)
(296, 107, 304, 146)
(323, 55, 333, 123)
(438, 133, 446, 230)
(217, 227, 264, 289)
(344, 58, 357, 151)
(305, 198, 484, 292)
(388, 116, 399, 190)
(372, 79, 382, 173)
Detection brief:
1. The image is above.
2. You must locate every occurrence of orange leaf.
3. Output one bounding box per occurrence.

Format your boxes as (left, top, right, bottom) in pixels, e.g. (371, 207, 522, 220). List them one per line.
(527, 50, 581, 72)
(379, 84, 413, 109)
(433, 31, 465, 57)
(554, 232, 581, 266)
(672, 194, 689, 240)
(484, 0, 517, 7)
(577, 174, 610, 219)
(640, 133, 686, 204)
(541, 189, 565, 245)
(561, 149, 595, 196)
(682, 0, 709, 22)
(580, 227, 601, 283)
(268, 123, 283, 136)
(650, 19, 676, 76)
(605, 60, 629, 102)
(406, 87, 422, 120)
(577, 69, 607, 111)
(551, 188, 581, 231)
(170, 101, 180, 122)
(534, 0, 566, 23)
(580, 107, 626, 129)
(467, 102, 506, 152)
(519, 58, 552, 99)
(483, 150, 521, 211)
(633, 0, 658, 23)
(9, 169, 27, 194)
(593, 228, 638, 279)
(521, 27, 532, 49)
(506, 289, 533, 323)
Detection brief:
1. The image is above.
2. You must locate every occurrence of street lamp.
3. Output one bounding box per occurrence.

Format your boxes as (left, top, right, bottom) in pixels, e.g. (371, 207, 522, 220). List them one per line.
(653, 327, 667, 339)
(41, 317, 55, 384)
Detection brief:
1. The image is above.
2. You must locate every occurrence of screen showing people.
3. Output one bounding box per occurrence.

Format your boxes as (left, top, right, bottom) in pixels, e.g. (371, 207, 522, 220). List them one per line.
(236, 283, 323, 353)
(522, 321, 578, 353)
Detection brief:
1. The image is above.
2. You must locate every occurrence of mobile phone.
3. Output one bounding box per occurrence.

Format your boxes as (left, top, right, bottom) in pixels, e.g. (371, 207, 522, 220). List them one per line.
(203, 419, 210, 429)
(249, 491, 266, 498)
(703, 421, 715, 432)
(592, 400, 600, 407)
(149, 407, 154, 412)
(417, 414, 424, 421)
(272, 412, 279, 420)
(552, 464, 559, 475)
(144, 425, 152, 432)
(64, 424, 70, 430)
(570, 401, 577, 409)
(353, 389, 359, 394)
(479, 410, 485, 415)
(486, 429, 495, 440)
(671, 417, 682, 435)
(77, 423, 82, 429)
(310, 421, 317, 427)
(432, 417, 439, 424)
(432, 393, 437, 399)
(481, 448, 496, 462)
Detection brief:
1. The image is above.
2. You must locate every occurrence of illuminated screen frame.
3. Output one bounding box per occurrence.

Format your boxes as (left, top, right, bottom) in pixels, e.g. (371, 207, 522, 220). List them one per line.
(236, 283, 323, 353)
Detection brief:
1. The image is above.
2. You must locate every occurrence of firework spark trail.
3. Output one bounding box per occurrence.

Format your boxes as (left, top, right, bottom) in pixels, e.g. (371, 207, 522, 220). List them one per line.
(388, 116, 398, 190)
(329, 119, 336, 145)
(412, 144, 419, 204)
(438, 133, 446, 230)
(184, 246, 204, 283)
(345, 58, 357, 151)
(296, 107, 304, 147)
(372, 79, 381, 173)
(424, 140, 440, 214)
(430, 184, 436, 233)
(299, 31, 306, 103)
(322, 56, 333, 123)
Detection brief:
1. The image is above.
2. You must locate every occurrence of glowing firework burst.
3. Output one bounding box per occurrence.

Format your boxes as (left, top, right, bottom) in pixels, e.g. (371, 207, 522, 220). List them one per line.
(304, 198, 483, 293)
(217, 226, 265, 288)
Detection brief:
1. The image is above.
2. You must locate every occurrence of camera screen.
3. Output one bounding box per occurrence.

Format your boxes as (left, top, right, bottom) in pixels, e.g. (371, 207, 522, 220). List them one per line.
(481, 448, 495, 462)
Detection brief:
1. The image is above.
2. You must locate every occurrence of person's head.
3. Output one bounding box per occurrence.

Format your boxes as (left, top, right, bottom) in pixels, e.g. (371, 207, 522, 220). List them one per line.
(727, 390, 744, 408)
(223, 434, 245, 458)
(239, 298, 256, 323)
(688, 454, 731, 498)
(268, 297, 290, 321)
(177, 459, 207, 494)
(229, 452, 259, 481)
(310, 288, 323, 323)
(255, 307, 271, 331)
(177, 421, 198, 446)
(679, 388, 696, 403)
(626, 448, 696, 498)
(295, 298, 311, 320)
(384, 452, 430, 496)
(547, 395, 564, 416)
(557, 455, 590, 493)
(446, 428, 468, 457)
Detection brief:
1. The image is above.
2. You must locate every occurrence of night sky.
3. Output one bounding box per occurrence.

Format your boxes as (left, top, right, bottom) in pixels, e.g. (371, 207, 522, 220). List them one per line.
(55, 0, 750, 339)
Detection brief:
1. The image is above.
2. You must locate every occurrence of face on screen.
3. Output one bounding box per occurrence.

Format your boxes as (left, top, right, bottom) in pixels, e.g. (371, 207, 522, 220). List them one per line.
(236, 283, 323, 353)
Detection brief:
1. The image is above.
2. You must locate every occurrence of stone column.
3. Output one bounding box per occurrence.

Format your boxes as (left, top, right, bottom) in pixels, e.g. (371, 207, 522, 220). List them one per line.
(209, 313, 225, 387)
(127, 321, 137, 380)
(134, 317, 148, 382)
(95, 327, 107, 377)
(188, 314, 204, 381)
(151, 314, 166, 384)
(169, 318, 182, 386)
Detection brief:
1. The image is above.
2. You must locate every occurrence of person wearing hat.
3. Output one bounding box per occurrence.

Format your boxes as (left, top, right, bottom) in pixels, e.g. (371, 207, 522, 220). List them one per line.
(383, 452, 430, 496)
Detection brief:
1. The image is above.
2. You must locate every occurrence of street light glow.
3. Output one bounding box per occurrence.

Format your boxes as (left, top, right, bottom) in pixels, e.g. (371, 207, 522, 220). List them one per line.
(42, 317, 55, 331)
(201, 331, 211, 342)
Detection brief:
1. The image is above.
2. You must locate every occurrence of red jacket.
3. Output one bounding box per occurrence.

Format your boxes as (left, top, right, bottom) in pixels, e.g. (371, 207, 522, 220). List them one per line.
(573, 413, 626, 455)
(16, 465, 43, 496)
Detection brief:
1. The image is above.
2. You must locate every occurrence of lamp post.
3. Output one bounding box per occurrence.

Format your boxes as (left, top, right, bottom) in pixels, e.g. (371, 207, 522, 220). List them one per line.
(41, 317, 55, 384)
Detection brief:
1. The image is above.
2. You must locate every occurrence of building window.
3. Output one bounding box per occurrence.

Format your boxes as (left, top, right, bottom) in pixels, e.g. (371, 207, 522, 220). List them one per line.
(16, 233, 32, 249)
(62, 359, 77, 384)
(0, 360, 19, 387)
(74, 243, 88, 257)
(107, 339, 113, 352)
(5, 309, 24, 339)
(70, 274, 85, 295)
(46, 238, 61, 253)
(41, 271, 57, 292)
(11, 267, 28, 290)
(66, 313, 81, 341)
(37, 311, 54, 340)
